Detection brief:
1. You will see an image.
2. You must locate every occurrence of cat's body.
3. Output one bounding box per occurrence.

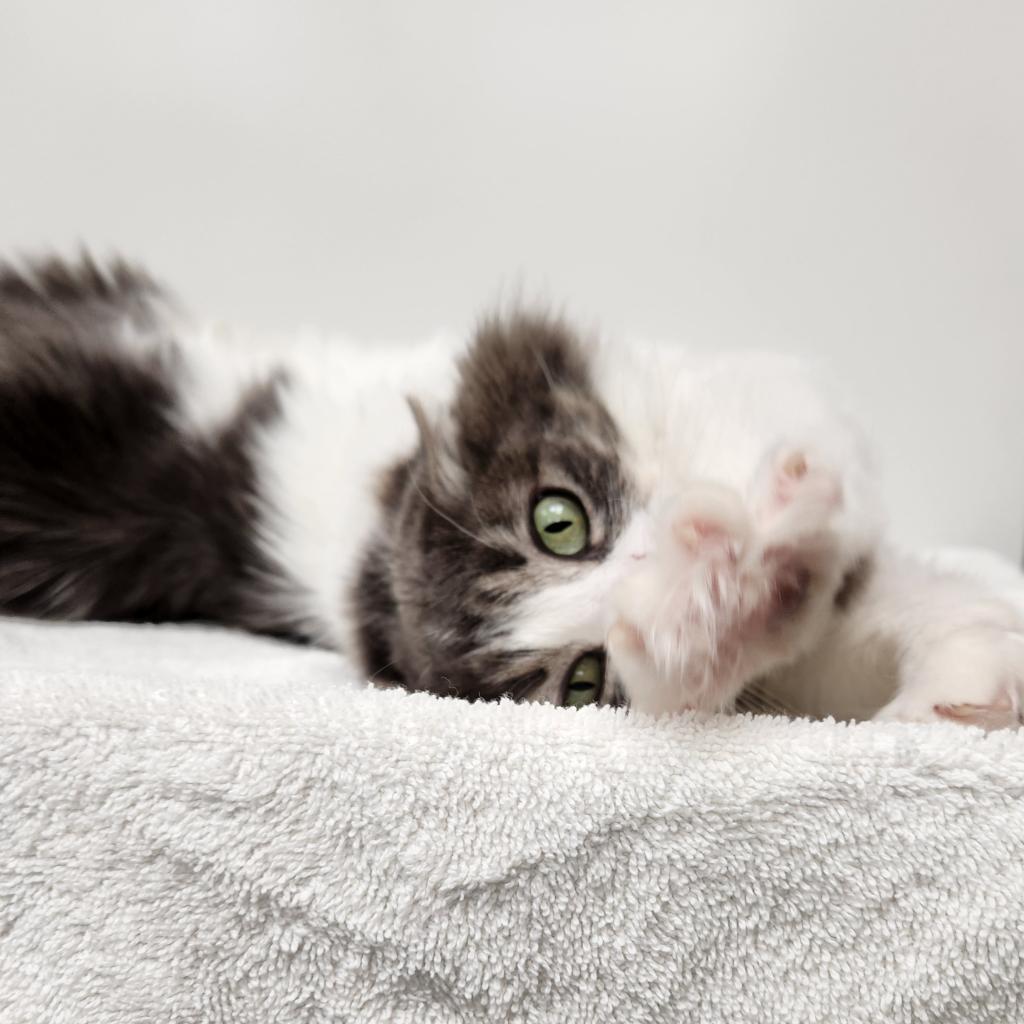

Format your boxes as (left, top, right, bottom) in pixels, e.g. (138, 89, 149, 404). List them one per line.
(2, 256, 1022, 726)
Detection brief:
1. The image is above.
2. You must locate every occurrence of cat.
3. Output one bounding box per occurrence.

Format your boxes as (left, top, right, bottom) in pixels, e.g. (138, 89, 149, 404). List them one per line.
(1, 255, 1022, 728)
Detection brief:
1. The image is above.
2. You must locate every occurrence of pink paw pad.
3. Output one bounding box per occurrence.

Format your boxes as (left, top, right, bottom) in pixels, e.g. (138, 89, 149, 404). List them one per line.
(673, 517, 733, 555)
(764, 448, 843, 521)
(608, 619, 647, 657)
(934, 693, 1021, 731)
(670, 484, 750, 561)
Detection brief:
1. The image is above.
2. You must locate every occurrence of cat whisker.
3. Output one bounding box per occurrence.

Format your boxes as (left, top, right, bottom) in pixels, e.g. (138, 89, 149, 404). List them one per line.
(468, 492, 498, 536)
(737, 681, 797, 719)
(368, 660, 399, 683)
(412, 480, 504, 554)
(533, 349, 557, 392)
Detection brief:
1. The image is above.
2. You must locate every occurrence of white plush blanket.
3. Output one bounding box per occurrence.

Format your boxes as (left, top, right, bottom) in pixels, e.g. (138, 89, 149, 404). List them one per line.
(2, 615, 1023, 1024)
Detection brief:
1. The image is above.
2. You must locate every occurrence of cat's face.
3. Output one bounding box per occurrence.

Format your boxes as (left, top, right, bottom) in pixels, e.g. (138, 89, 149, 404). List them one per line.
(353, 315, 880, 714)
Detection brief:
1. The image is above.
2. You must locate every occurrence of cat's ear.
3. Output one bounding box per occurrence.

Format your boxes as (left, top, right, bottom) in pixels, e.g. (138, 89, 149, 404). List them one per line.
(451, 313, 591, 465)
(406, 395, 465, 493)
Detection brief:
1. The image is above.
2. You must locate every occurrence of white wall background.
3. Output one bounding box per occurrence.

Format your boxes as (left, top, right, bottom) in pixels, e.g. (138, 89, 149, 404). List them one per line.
(2, 1, 1021, 559)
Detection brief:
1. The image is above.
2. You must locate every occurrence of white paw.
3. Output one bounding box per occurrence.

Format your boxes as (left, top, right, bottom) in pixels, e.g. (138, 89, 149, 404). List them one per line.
(758, 446, 842, 534)
(609, 452, 847, 715)
(874, 626, 1024, 731)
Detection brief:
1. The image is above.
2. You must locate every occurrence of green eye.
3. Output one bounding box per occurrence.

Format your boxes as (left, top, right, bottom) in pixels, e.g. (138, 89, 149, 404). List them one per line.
(532, 492, 589, 557)
(563, 653, 603, 708)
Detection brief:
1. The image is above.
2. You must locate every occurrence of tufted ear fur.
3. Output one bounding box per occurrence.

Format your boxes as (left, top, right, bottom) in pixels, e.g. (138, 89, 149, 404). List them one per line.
(450, 313, 594, 472)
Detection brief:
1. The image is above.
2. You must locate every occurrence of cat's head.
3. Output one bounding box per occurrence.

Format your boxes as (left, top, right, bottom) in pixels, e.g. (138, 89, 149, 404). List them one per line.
(353, 313, 880, 714)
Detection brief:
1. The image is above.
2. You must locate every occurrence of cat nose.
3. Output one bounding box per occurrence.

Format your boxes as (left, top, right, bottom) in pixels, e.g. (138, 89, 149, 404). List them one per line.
(671, 482, 752, 560)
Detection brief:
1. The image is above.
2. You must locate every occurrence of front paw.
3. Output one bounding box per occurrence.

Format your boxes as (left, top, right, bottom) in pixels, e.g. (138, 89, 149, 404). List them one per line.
(874, 625, 1024, 731)
(608, 457, 846, 715)
(758, 446, 843, 533)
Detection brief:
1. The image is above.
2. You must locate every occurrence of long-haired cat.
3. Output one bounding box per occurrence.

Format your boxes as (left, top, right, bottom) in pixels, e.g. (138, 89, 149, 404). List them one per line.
(1, 256, 1021, 728)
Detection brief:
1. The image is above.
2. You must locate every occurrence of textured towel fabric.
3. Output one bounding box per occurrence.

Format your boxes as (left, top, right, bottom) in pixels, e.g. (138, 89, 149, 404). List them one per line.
(1, 616, 1023, 1024)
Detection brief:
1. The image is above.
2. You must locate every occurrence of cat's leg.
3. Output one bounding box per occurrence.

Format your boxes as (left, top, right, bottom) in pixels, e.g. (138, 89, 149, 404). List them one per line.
(870, 557, 1024, 729)
(770, 548, 1024, 729)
